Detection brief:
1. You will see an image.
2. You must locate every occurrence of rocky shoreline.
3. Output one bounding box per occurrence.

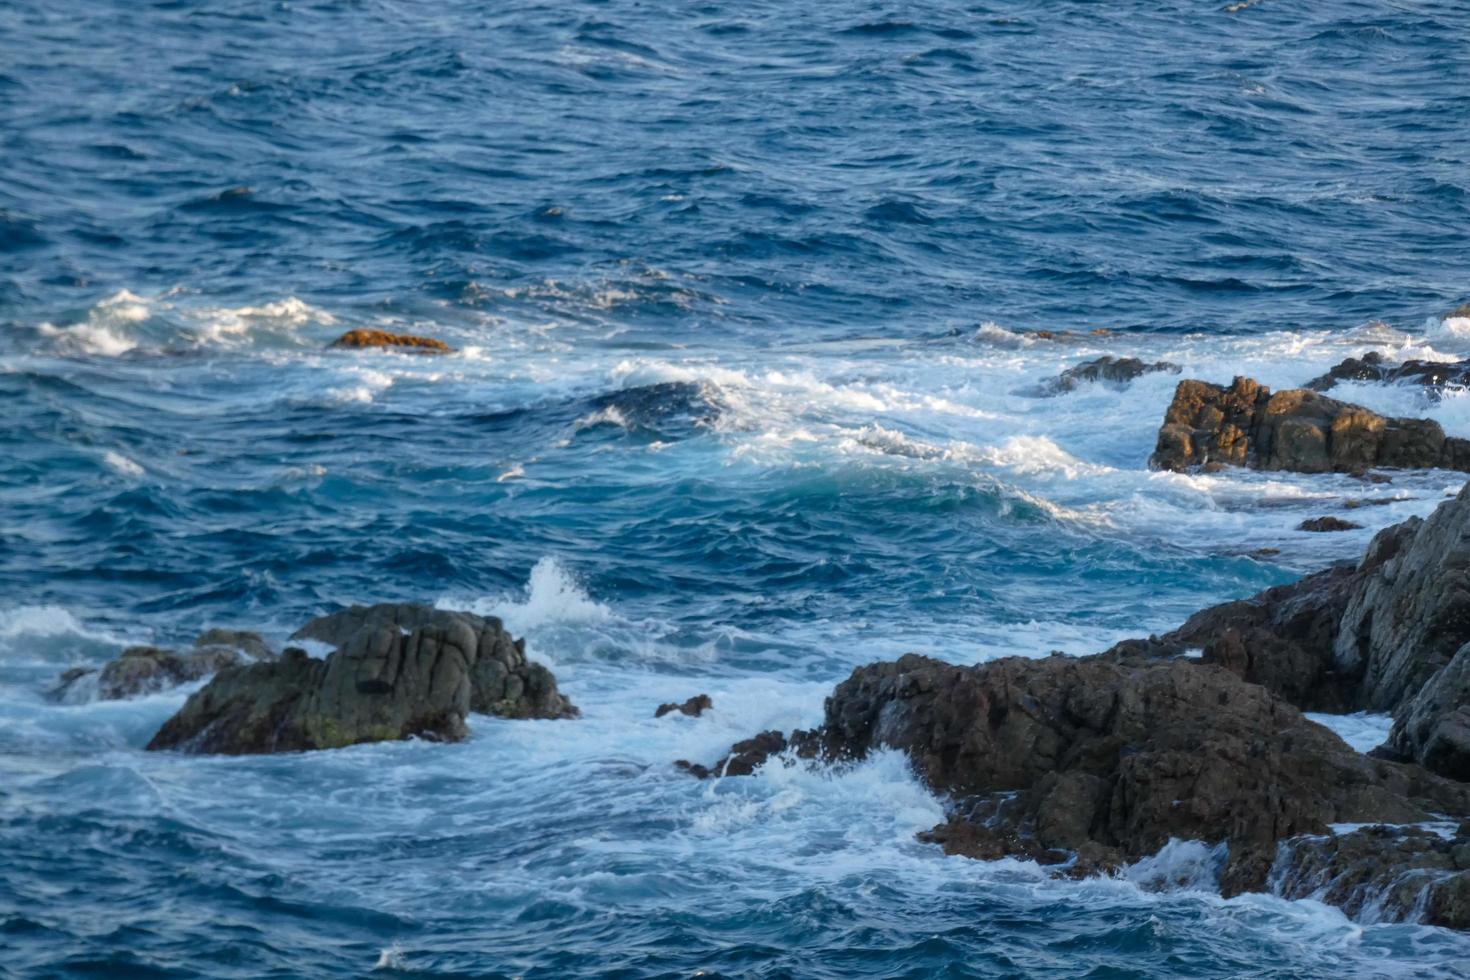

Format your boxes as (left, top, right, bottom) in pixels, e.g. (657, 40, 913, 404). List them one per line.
(684, 460, 1470, 928)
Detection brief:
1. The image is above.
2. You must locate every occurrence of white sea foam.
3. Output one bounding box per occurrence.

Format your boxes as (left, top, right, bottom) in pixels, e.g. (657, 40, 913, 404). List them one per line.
(103, 450, 145, 477)
(0, 605, 96, 640)
(442, 557, 610, 636)
(1127, 839, 1228, 891)
(1305, 711, 1394, 754)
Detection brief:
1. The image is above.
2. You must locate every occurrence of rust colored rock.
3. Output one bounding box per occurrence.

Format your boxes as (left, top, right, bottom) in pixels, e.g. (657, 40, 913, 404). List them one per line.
(1149, 376, 1470, 474)
(329, 329, 453, 353)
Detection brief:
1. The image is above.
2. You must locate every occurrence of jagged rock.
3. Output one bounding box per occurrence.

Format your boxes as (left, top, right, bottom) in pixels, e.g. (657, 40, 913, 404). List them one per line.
(1268, 825, 1470, 928)
(1104, 484, 1470, 779)
(1299, 516, 1363, 532)
(1150, 376, 1470, 474)
(328, 329, 453, 353)
(694, 653, 1470, 912)
(147, 603, 575, 754)
(1333, 487, 1470, 712)
(675, 730, 812, 778)
(1101, 563, 1363, 712)
(1387, 644, 1470, 781)
(50, 628, 274, 702)
(655, 693, 713, 718)
(1305, 351, 1470, 396)
(1029, 356, 1181, 396)
(52, 645, 243, 702)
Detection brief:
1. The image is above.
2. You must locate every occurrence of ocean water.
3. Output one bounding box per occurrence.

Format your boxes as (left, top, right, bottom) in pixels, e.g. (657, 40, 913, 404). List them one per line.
(3, 1, 1470, 976)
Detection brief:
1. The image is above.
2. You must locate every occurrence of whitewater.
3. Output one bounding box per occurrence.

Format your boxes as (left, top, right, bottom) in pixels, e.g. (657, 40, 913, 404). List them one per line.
(4, 1, 1470, 976)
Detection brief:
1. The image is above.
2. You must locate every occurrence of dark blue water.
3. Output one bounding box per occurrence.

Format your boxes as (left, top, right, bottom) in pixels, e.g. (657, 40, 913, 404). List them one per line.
(3, 1, 1470, 976)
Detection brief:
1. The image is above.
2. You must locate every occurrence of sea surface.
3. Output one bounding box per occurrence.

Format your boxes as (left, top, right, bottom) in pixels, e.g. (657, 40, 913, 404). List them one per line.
(3, 1, 1470, 976)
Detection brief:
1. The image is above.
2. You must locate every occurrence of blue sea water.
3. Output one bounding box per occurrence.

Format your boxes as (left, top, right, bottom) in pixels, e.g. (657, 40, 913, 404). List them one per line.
(3, 0, 1470, 976)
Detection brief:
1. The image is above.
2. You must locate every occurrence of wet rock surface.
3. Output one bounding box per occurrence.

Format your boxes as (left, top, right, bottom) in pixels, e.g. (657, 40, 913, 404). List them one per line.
(689, 485, 1470, 926)
(1298, 516, 1363, 532)
(147, 603, 575, 754)
(1388, 644, 1470, 782)
(656, 693, 713, 718)
(1150, 376, 1470, 474)
(693, 653, 1470, 919)
(1270, 825, 1470, 929)
(52, 630, 273, 702)
(1305, 351, 1470, 397)
(328, 328, 453, 353)
(1108, 485, 1470, 771)
(1029, 356, 1180, 396)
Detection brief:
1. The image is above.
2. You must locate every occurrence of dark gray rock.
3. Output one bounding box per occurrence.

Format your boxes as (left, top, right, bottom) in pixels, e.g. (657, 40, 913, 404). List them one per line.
(1029, 356, 1180, 396)
(1269, 825, 1470, 929)
(147, 603, 576, 754)
(693, 652, 1470, 919)
(1333, 486, 1470, 712)
(193, 628, 274, 661)
(1150, 376, 1470, 474)
(1299, 516, 1363, 532)
(51, 628, 274, 702)
(1388, 644, 1470, 781)
(1305, 352, 1470, 397)
(656, 693, 713, 718)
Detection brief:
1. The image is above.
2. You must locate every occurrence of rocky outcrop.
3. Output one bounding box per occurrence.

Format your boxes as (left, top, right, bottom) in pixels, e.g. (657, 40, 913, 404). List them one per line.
(52, 629, 273, 702)
(675, 729, 805, 778)
(1332, 490, 1470, 713)
(1150, 376, 1470, 474)
(1101, 562, 1363, 712)
(656, 693, 713, 718)
(1269, 825, 1470, 929)
(1030, 356, 1180, 396)
(692, 653, 1470, 919)
(146, 603, 575, 754)
(1299, 516, 1363, 532)
(328, 329, 453, 353)
(1386, 645, 1470, 781)
(1305, 352, 1470, 397)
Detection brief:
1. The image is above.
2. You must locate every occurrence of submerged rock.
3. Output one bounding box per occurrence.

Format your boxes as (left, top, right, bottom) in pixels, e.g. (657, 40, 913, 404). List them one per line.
(328, 329, 453, 353)
(1150, 376, 1470, 474)
(1030, 356, 1180, 396)
(147, 603, 575, 754)
(1299, 516, 1363, 532)
(1386, 644, 1470, 781)
(655, 693, 713, 718)
(1305, 351, 1470, 397)
(52, 629, 273, 702)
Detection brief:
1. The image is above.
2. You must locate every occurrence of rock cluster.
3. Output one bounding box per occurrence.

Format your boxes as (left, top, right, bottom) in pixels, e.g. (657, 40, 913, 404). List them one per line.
(1150, 376, 1470, 474)
(689, 652, 1470, 922)
(328, 329, 453, 353)
(146, 603, 575, 754)
(52, 630, 273, 702)
(690, 486, 1470, 927)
